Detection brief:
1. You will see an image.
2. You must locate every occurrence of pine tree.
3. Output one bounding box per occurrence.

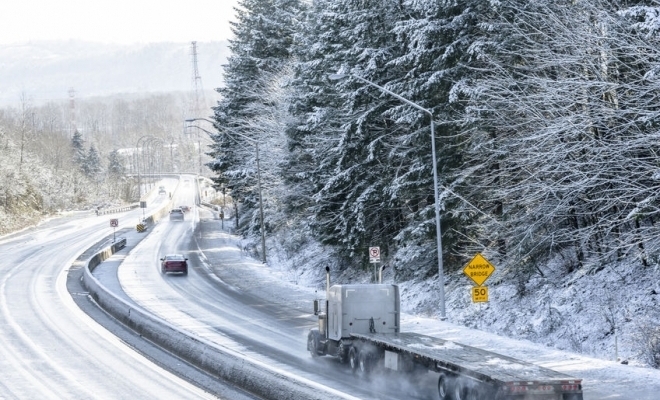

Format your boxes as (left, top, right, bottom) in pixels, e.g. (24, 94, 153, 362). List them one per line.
(71, 130, 86, 170)
(289, 0, 414, 271)
(210, 0, 306, 240)
(107, 149, 125, 179)
(83, 145, 103, 181)
(381, 0, 500, 275)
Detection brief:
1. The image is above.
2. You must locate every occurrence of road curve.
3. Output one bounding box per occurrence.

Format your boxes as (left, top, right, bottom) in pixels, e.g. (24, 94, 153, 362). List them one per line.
(0, 210, 221, 399)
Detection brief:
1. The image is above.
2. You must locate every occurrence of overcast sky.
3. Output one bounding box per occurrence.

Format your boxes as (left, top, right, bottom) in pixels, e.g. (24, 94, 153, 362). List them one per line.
(0, 0, 239, 44)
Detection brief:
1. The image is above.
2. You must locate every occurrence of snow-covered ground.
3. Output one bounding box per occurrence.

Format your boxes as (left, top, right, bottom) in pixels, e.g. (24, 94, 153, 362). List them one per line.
(267, 232, 660, 368)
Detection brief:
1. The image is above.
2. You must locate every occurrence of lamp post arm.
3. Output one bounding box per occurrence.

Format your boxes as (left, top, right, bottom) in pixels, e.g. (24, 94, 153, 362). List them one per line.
(187, 125, 214, 136)
(329, 72, 446, 318)
(185, 119, 257, 144)
(186, 119, 266, 264)
(349, 75, 433, 119)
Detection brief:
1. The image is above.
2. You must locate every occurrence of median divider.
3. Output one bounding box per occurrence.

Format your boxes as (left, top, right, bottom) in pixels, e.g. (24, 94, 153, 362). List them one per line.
(78, 229, 351, 400)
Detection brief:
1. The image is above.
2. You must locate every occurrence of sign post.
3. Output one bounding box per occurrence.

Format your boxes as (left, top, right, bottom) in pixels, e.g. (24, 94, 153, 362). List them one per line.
(369, 246, 380, 282)
(463, 253, 496, 303)
(140, 201, 147, 222)
(110, 218, 119, 242)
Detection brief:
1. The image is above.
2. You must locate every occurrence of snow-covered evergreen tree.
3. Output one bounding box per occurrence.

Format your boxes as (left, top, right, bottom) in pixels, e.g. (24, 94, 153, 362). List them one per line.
(377, 0, 501, 277)
(83, 145, 103, 183)
(211, 0, 306, 247)
(71, 130, 86, 170)
(298, 0, 411, 271)
(454, 0, 660, 275)
(107, 149, 125, 179)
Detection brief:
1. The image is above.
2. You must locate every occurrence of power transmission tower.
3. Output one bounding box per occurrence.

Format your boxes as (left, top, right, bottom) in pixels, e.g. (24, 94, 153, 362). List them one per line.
(189, 41, 206, 118)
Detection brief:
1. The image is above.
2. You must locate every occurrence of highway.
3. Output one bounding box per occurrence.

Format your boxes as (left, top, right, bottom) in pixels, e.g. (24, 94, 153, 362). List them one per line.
(0, 177, 246, 399)
(90, 176, 439, 399)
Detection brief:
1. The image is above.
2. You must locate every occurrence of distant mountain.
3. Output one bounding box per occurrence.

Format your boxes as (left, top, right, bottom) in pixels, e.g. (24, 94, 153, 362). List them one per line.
(0, 40, 230, 106)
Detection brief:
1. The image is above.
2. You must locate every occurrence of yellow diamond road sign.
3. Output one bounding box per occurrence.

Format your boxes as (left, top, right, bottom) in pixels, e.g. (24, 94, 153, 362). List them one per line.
(463, 253, 496, 286)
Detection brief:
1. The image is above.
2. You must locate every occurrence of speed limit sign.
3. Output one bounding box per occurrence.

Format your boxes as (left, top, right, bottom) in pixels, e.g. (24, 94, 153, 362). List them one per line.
(369, 246, 380, 263)
(110, 218, 119, 227)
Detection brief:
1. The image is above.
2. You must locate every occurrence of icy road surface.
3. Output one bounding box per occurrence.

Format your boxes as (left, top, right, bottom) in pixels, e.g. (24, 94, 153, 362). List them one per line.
(0, 177, 224, 399)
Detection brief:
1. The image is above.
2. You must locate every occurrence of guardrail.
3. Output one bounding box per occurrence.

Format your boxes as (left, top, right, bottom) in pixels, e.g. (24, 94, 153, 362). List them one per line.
(78, 231, 349, 400)
(96, 204, 139, 216)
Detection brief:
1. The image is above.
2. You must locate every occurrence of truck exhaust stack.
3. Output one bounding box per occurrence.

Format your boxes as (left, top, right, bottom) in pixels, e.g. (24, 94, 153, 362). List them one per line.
(325, 266, 330, 294)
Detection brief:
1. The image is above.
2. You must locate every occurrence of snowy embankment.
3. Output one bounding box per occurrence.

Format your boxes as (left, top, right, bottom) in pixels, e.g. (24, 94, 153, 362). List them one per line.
(272, 235, 659, 368)
(397, 259, 660, 368)
(231, 234, 660, 399)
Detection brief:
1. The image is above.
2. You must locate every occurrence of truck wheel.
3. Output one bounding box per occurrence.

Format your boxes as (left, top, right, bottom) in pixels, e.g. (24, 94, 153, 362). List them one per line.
(307, 333, 319, 358)
(437, 373, 453, 400)
(348, 346, 359, 372)
(337, 342, 349, 364)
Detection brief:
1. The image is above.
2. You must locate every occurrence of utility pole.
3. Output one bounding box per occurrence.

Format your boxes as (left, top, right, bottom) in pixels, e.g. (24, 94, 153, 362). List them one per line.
(68, 88, 77, 135)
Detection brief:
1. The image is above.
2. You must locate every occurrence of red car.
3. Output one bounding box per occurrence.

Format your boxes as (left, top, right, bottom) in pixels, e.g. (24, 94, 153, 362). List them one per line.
(160, 254, 188, 275)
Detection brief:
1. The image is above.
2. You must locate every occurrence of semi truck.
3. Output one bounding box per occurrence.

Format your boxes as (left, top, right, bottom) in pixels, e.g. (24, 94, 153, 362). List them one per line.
(307, 269, 583, 400)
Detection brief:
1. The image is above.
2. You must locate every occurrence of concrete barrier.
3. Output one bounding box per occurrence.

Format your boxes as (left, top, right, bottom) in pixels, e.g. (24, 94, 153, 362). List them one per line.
(79, 237, 348, 399)
(114, 237, 126, 250)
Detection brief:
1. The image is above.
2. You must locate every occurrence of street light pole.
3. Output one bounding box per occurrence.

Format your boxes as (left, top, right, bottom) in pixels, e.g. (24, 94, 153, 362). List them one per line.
(185, 118, 267, 264)
(136, 135, 155, 199)
(145, 137, 165, 185)
(329, 73, 446, 319)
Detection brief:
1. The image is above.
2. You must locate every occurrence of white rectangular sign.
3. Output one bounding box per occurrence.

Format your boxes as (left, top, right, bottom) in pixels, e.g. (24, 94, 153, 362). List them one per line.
(369, 246, 380, 263)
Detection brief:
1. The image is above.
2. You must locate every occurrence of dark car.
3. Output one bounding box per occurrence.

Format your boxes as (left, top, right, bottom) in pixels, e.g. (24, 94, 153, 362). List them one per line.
(160, 254, 188, 275)
(169, 208, 184, 221)
(179, 205, 190, 212)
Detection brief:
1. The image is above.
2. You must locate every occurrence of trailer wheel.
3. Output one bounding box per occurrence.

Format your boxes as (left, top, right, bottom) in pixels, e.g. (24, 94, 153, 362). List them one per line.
(437, 373, 453, 400)
(453, 379, 473, 400)
(348, 346, 359, 372)
(357, 350, 372, 378)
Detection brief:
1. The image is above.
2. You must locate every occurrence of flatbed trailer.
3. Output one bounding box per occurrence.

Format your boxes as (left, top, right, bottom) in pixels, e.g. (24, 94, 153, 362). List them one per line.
(349, 331, 583, 400)
(307, 276, 583, 400)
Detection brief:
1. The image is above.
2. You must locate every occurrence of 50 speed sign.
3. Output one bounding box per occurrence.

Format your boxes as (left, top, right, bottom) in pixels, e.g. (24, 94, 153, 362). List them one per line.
(471, 286, 489, 302)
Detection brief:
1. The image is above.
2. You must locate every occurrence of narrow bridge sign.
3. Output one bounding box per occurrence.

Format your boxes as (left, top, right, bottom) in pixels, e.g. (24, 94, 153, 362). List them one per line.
(463, 253, 495, 286)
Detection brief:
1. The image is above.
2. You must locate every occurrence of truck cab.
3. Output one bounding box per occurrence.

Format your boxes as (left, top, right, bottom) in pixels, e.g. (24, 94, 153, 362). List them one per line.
(309, 283, 399, 363)
(325, 284, 399, 340)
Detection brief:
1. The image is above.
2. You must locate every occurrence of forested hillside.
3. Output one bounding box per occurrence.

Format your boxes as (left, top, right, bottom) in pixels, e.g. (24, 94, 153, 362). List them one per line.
(210, 0, 660, 366)
(0, 92, 206, 235)
(215, 0, 660, 281)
